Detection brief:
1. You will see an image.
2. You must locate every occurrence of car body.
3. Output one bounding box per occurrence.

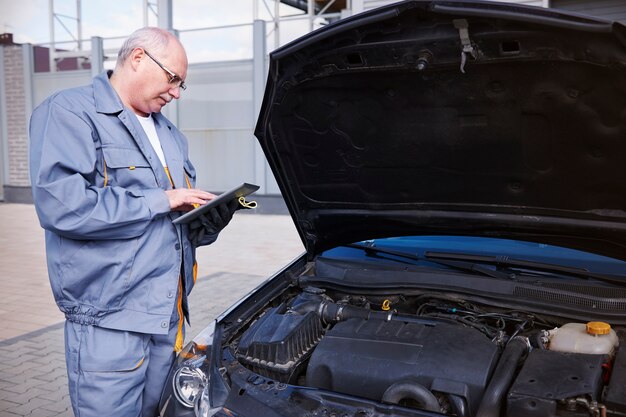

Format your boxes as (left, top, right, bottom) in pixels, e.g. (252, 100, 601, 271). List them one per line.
(159, 1, 626, 416)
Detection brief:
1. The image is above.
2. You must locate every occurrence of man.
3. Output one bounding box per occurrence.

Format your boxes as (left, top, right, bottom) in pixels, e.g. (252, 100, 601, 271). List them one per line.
(29, 27, 236, 416)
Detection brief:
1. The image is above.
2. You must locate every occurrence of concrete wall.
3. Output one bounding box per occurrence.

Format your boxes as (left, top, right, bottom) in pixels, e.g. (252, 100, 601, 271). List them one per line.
(32, 70, 92, 108)
(177, 60, 279, 194)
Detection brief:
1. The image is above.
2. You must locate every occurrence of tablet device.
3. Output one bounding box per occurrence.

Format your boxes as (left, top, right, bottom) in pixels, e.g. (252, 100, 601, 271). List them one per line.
(173, 182, 260, 225)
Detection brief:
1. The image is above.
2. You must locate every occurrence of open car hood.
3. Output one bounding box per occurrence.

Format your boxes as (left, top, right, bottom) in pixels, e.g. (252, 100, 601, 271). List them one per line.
(254, 0, 626, 261)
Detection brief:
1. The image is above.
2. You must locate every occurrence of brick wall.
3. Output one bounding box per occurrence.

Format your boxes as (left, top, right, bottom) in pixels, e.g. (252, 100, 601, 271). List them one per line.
(3, 45, 30, 188)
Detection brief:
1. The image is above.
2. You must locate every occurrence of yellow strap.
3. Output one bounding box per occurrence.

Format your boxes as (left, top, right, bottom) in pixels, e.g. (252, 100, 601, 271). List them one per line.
(103, 160, 108, 187)
(132, 357, 145, 370)
(174, 278, 184, 353)
(184, 174, 199, 208)
(164, 166, 174, 187)
(238, 196, 257, 209)
(167, 167, 189, 353)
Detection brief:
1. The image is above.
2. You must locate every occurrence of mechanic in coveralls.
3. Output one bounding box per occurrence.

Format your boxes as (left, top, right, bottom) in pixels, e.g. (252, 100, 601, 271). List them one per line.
(29, 27, 238, 416)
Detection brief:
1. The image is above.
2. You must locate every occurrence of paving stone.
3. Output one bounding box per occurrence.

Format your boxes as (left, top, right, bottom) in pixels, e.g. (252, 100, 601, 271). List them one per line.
(0, 379, 18, 390)
(6, 397, 55, 415)
(40, 397, 71, 413)
(25, 408, 60, 417)
(0, 362, 14, 371)
(2, 379, 47, 395)
(9, 360, 47, 376)
(0, 411, 22, 416)
(36, 390, 68, 403)
(0, 398, 20, 411)
(0, 371, 28, 384)
(2, 353, 41, 369)
(3, 388, 52, 405)
(46, 409, 73, 417)
(39, 377, 68, 392)
(33, 368, 67, 384)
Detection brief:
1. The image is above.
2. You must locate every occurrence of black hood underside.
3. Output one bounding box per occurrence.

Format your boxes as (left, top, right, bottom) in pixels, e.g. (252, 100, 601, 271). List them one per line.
(255, 0, 626, 260)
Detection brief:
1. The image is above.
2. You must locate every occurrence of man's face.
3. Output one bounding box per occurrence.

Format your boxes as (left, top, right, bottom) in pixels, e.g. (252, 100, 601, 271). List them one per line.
(132, 44, 188, 115)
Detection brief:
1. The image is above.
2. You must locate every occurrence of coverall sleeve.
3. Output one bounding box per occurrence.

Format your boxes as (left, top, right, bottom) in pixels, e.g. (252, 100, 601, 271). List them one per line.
(29, 101, 171, 240)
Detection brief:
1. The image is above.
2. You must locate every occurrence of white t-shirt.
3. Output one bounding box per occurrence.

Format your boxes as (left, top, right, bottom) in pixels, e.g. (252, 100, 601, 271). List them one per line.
(136, 113, 167, 167)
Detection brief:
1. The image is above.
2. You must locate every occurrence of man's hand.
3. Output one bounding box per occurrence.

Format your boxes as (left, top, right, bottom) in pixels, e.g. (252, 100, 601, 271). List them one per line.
(165, 188, 216, 212)
(188, 198, 240, 247)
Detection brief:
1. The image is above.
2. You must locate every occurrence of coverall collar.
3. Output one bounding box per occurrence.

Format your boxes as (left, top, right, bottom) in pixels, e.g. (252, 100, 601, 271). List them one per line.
(93, 71, 124, 115)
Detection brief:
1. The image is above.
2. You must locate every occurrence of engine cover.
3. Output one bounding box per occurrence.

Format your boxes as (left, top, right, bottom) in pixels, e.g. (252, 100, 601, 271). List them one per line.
(305, 318, 499, 414)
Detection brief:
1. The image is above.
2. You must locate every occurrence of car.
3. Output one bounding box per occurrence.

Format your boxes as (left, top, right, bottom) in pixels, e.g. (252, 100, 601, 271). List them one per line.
(158, 1, 626, 416)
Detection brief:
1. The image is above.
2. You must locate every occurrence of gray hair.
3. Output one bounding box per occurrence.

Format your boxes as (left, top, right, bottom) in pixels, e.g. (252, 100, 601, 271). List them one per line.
(116, 27, 172, 68)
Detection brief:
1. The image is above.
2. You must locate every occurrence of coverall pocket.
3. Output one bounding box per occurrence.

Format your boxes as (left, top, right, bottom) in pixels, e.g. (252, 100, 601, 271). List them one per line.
(79, 325, 147, 373)
(101, 147, 154, 189)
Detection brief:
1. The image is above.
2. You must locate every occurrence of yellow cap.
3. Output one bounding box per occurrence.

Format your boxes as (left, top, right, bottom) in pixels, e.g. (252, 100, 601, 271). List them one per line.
(586, 321, 611, 335)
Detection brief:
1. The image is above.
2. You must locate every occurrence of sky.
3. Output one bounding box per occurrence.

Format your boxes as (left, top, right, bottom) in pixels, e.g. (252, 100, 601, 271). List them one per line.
(0, 0, 316, 62)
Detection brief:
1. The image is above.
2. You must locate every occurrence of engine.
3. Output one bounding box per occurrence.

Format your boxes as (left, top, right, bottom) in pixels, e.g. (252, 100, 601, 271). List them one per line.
(306, 318, 498, 415)
(234, 289, 625, 417)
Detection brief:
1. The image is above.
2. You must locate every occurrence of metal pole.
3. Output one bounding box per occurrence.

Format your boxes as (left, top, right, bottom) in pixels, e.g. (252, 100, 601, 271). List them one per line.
(308, 0, 314, 32)
(49, 0, 55, 72)
(253, 19, 267, 192)
(143, 0, 149, 26)
(274, 0, 280, 49)
(157, 0, 173, 31)
(76, 0, 82, 50)
(352, 0, 364, 14)
(91, 37, 104, 77)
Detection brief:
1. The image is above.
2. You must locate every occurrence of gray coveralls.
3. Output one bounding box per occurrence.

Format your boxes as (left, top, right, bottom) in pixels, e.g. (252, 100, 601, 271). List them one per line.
(29, 71, 214, 416)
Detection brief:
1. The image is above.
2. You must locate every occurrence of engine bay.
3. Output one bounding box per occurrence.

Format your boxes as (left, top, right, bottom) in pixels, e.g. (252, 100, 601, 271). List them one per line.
(229, 287, 626, 417)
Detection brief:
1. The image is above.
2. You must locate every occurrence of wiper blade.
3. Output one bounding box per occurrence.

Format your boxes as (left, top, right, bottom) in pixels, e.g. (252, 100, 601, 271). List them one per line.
(343, 244, 514, 280)
(425, 251, 626, 287)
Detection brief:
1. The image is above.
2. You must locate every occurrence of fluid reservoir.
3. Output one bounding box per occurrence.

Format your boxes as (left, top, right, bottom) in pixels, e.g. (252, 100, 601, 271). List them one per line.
(548, 322, 619, 355)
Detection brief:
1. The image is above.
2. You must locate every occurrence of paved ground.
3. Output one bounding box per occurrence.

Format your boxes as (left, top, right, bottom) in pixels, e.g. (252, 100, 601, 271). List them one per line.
(0, 203, 304, 416)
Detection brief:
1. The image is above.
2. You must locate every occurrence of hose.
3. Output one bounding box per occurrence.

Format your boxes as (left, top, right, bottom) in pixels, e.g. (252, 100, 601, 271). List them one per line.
(381, 381, 440, 412)
(318, 301, 440, 326)
(448, 394, 469, 417)
(476, 336, 529, 417)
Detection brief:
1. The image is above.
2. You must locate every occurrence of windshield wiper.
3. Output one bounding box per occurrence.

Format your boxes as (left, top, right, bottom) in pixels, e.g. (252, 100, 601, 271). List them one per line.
(425, 251, 626, 287)
(343, 244, 514, 280)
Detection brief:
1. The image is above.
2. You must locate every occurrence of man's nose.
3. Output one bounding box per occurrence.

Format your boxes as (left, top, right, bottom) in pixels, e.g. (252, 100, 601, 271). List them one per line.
(169, 85, 181, 99)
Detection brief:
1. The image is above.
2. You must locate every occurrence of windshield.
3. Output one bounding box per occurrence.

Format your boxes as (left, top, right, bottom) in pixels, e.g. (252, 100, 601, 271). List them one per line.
(323, 236, 626, 278)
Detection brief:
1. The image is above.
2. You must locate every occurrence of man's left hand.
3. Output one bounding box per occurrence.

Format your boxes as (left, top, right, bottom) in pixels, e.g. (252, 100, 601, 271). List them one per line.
(188, 198, 240, 246)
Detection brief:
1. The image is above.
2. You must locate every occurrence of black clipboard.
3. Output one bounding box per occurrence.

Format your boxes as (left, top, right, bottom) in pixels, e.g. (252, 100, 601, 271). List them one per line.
(173, 182, 260, 225)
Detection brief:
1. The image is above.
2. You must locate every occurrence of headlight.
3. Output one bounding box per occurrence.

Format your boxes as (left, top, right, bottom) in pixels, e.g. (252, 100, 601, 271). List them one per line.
(194, 384, 222, 417)
(165, 321, 227, 415)
(172, 357, 207, 408)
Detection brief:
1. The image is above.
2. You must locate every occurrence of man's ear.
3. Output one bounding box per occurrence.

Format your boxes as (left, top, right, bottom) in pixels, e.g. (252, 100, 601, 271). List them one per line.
(128, 48, 144, 71)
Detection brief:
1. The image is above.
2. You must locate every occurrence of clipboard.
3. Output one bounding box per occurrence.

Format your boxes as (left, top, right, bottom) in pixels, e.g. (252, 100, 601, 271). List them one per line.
(173, 182, 260, 225)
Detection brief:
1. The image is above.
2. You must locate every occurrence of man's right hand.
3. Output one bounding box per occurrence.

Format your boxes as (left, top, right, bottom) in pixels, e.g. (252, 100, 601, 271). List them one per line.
(165, 188, 216, 212)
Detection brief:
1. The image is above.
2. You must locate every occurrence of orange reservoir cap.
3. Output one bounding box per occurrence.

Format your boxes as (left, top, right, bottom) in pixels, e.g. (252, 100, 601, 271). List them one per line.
(586, 321, 611, 336)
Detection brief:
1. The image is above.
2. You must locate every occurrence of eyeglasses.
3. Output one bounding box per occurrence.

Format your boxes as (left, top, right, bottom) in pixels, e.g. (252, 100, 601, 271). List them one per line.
(143, 49, 187, 91)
